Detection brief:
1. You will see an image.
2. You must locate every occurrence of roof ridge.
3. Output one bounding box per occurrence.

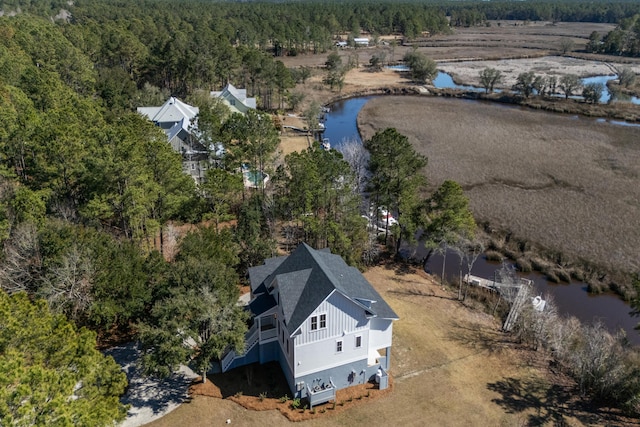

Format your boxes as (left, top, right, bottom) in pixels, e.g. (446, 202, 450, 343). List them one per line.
(301, 243, 342, 290)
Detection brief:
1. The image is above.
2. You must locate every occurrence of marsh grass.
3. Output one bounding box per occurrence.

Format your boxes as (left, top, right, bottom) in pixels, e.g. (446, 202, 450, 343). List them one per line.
(360, 96, 640, 295)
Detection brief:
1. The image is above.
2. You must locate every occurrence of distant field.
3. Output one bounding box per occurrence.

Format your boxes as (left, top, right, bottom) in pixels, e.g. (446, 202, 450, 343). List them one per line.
(358, 96, 640, 276)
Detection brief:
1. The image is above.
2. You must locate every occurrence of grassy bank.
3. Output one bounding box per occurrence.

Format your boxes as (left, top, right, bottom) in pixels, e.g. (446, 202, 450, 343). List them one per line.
(358, 95, 640, 298)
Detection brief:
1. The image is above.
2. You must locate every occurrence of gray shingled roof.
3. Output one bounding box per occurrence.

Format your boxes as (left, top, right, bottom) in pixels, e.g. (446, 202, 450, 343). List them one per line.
(210, 83, 257, 112)
(248, 255, 287, 294)
(137, 97, 198, 125)
(247, 243, 398, 335)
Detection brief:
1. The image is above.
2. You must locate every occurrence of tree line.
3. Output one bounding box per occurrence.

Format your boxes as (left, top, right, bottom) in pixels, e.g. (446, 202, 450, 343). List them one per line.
(2, 1, 640, 423)
(587, 14, 640, 57)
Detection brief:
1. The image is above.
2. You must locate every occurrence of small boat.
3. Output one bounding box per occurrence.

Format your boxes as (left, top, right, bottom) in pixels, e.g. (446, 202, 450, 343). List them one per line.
(321, 138, 331, 150)
(376, 208, 398, 229)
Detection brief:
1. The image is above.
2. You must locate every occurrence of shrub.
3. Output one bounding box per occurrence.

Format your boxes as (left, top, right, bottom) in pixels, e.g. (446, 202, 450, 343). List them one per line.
(485, 250, 503, 262)
(556, 268, 571, 283)
(516, 257, 532, 272)
(504, 248, 518, 260)
(234, 391, 243, 398)
(569, 268, 585, 282)
(291, 398, 301, 410)
(546, 269, 559, 283)
(259, 391, 268, 401)
(488, 239, 503, 251)
(531, 257, 549, 271)
(279, 394, 289, 403)
(587, 280, 604, 294)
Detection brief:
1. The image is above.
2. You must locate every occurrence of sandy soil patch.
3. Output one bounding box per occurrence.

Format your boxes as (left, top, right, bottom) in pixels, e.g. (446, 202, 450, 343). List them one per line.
(358, 96, 640, 277)
(276, 114, 313, 159)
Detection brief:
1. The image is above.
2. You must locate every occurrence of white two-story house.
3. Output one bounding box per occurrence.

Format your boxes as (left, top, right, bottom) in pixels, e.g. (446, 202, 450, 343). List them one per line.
(210, 83, 256, 115)
(137, 97, 212, 184)
(221, 243, 398, 407)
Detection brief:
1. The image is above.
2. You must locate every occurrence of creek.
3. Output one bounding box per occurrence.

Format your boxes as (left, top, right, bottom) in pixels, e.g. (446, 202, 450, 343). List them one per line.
(387, 68, 640, 105)
(325, 95, 640, 344)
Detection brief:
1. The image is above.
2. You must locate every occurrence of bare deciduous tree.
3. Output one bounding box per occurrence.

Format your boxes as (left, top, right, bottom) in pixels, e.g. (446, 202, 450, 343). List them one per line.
(511, 287, 558, 350)
(0, 222, 42, 295)
(339, 138, 370, 196)
(559, 38, 575, 54)
(39, 244, 95, 321)
(452, 237, 485, 301)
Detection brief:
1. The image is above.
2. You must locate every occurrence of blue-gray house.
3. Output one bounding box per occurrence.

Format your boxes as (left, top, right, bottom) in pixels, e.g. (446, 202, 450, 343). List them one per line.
(221, 243, 399, 407)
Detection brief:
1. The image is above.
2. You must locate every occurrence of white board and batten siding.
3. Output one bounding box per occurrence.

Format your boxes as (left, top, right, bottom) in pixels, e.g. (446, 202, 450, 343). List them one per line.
(368, 318, 393, 349)
(294, 290, 369, 377)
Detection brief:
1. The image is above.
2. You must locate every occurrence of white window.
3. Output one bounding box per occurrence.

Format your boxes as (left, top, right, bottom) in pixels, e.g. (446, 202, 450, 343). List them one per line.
(355, 335, 362, 348)
(310, 313, 327, 331)
(336, 340, 343, 353)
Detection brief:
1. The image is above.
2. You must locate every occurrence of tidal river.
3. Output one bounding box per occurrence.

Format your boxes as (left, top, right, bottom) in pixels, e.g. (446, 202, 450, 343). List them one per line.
(325, 95, 640, 345)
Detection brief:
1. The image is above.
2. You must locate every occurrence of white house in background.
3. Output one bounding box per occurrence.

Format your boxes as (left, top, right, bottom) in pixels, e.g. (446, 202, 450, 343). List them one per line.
(221, 243, 399, 408)
(137, 97, 211, 184)
(210, 83, 256, 115)
(354, 37, 369, 46)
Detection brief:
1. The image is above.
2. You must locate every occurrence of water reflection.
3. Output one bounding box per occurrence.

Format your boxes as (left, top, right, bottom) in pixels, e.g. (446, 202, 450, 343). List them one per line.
(387, 68, 640, 105)
(323, 95, 640, 345)
(322, 96, 371, 149)
(432, 72, 482, 92)
(424, 249, 640, 345)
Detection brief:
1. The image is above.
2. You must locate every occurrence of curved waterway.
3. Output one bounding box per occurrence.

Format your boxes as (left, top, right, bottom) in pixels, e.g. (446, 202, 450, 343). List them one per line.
(387, 68, 640, 105)
(325, 95, 640, 344)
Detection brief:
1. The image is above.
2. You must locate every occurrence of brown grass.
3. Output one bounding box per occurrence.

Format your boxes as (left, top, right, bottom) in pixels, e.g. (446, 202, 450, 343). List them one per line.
(358, 96, 640, 284)
(144, 21, 640, 427)
(145, 266, 634, 427)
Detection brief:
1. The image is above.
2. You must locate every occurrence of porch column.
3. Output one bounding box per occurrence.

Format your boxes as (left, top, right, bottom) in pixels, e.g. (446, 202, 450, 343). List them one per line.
(384, 347, 391, 370)
(257, 316, 262, 342)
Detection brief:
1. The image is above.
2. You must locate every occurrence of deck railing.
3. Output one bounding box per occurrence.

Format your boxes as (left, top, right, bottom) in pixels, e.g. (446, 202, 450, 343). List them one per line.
(221, 323, 259, 372)
(378, 367, 389, 390)
(307, 378, 336, 409)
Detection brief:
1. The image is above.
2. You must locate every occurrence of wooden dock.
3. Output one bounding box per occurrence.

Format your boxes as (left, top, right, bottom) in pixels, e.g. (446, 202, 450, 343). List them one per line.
(463, 274, 533, 332)
(463, 274, 498, 291)
(464, 274, 532, 295)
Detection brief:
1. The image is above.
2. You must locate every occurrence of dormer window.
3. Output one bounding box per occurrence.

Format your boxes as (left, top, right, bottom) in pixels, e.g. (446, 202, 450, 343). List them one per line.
(310, 313, 326, 331)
